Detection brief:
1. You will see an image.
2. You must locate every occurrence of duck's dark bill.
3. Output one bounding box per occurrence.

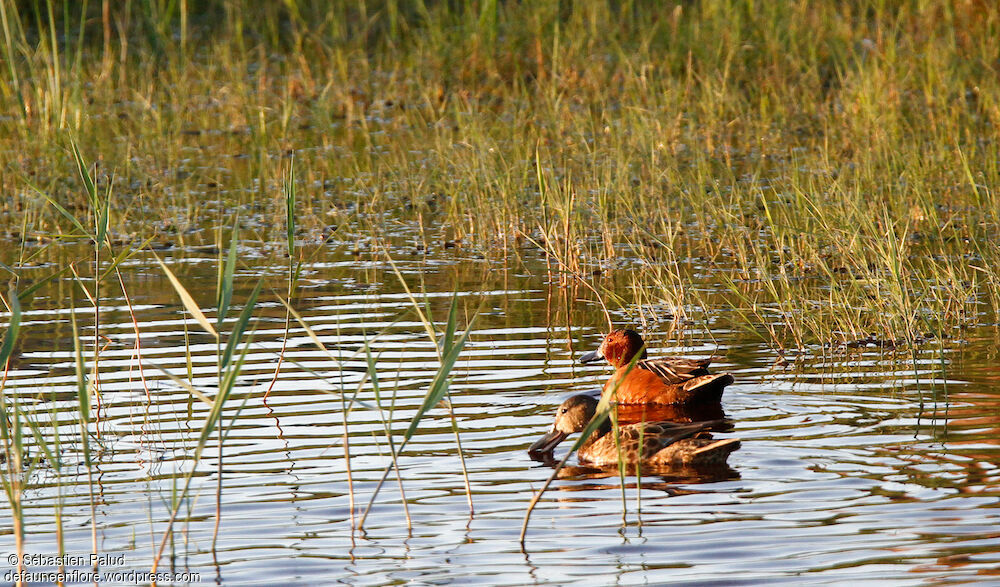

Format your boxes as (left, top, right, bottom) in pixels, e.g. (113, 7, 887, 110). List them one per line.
(579, 350, 602, 363)
(528, 430, 568, 456)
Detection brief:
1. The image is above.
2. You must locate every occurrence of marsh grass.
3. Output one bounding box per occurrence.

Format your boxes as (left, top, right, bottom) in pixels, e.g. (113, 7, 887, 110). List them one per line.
(3, 1, 998, 353)
(146, 230, 262, 570)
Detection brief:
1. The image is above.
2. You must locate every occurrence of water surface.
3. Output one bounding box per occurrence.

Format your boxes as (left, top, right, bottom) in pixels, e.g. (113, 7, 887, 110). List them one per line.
(3, 240, 1000, 585)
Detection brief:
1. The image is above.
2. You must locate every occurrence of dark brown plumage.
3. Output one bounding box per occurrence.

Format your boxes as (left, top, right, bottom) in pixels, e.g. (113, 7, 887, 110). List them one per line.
(529, 395, 740, 467)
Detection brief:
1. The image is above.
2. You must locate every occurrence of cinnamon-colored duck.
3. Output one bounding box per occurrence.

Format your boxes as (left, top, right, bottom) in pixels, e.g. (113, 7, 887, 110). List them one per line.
(528, 395, 740, 467)
(580, 329, 733, 405)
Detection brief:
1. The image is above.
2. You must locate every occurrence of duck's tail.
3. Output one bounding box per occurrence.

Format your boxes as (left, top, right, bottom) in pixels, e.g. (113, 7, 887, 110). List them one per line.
(688, 437, 742, 465)
(681, 372, 734, 403)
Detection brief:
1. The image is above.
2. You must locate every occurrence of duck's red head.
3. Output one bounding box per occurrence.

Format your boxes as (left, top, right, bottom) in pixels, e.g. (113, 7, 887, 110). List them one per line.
(579, 329, 647, 368)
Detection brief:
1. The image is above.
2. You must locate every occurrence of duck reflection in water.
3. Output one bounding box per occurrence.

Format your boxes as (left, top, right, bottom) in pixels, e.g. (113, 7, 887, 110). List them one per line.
(529, 394, 740, 482)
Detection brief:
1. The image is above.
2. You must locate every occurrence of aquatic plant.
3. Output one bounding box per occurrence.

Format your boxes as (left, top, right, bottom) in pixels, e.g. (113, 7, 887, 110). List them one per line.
(2, 1, 997, 352)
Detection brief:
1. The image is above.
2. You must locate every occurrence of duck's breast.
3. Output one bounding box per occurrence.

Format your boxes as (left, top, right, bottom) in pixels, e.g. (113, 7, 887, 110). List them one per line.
(603, 368, 687, 404)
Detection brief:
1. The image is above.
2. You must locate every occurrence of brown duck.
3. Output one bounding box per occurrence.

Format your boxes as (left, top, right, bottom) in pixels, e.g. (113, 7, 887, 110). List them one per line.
(529, 394, 741, 467)
(580, 329, 734, 405)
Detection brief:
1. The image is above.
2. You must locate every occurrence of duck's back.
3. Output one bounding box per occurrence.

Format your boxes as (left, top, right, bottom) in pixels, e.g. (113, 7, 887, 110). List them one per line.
(603, 365, 733, 405)
(637, 357, 712, 383)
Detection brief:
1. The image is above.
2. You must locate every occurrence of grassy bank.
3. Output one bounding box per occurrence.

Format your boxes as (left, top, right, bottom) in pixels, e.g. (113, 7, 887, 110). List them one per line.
(2, 0, 999, 349)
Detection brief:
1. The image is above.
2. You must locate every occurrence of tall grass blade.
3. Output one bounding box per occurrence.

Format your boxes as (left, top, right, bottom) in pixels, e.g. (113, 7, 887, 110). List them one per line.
(217, 224, 239, 329)
(379, 242, 439, 345)
(70, 306, 89, 428)
(153, 309, 257, 573)
(404, 312, 475, 441)
(27, 180, 89, 236)
(23, 412, 56, 469)
(0, 0, 25, 119)
(0, 287, 21, 367)
(275, 296, 340, 364)
(0, 284, 22, 559)
(152, 251, 219, 339)
(441, 294, 457, 355)
(95, 178, 112, 247)
(363, 341, 412, 527)
(200, 345, 250, 447)
(221, 280, 262, 370)
(519, 402, 613, 548)
(285, 157, 296, 255)
(359, 307, 478, 528)
(70, 301, 99, 560)
(17, 267, 70, 302)
(0, 393, 25, 570)
(71, 142, 98, 210)
(97, 236, 158, 283)
(150, 363, 213, 406)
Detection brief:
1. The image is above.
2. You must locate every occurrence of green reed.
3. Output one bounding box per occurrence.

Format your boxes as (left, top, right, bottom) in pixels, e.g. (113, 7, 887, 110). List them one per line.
(0, 120, 493, 581)
(363, 340, 411, 528)
(357, 280, 478, 529)
(0, 243, 82, 572)
(274, 260, 479, 532)
(147, 237, 262, 572)
(265, 157, 302, 398)
(68, 300, 99, 566)
(9, 141, 267, 571)
(0, 287, 25, 569)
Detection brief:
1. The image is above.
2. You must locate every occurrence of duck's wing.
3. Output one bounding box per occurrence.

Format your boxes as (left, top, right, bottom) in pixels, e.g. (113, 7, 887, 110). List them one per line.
(583, 419, 726, 466)
(637, 357, 712, 384)
(651, 437, 742, 466)
(616, 419, 722, 459)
